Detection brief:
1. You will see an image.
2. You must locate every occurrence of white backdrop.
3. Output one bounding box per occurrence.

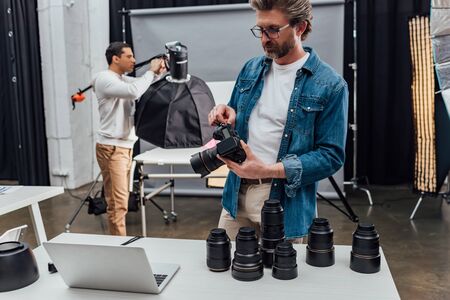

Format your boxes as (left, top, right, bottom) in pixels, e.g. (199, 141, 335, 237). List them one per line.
(130, 1, 345, 79)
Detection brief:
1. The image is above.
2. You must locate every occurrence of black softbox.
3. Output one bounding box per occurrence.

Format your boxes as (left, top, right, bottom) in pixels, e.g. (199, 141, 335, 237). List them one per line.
(135, 74, 215, 148)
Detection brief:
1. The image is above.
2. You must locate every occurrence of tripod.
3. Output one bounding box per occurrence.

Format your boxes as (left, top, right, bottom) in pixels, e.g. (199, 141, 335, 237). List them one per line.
(344, 0, 373, 206)
(65, 172, 102, 232)
(318, 176, 359, 222)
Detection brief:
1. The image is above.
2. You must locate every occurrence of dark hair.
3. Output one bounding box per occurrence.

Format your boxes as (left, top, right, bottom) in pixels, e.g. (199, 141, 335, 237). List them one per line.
(249, 0, 312, 41)
(105, 42, 132, 65)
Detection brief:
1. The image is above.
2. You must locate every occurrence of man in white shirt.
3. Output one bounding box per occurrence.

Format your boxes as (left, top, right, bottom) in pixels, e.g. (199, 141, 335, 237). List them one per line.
(93, 42, 166, 236)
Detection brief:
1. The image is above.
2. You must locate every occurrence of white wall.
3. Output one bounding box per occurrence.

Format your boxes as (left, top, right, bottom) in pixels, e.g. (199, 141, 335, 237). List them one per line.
(37, 0, 109, 188)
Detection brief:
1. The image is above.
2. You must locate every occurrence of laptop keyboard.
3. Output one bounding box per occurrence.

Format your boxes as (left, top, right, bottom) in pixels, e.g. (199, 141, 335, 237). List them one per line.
(154, 274, 168, 286)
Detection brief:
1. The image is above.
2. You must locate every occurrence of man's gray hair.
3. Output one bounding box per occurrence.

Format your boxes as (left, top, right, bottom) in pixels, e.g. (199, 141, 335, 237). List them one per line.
(249, 0, 312, 41)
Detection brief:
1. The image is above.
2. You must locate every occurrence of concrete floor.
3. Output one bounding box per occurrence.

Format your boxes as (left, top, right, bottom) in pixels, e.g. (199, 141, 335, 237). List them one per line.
(0, 183, 449, 299)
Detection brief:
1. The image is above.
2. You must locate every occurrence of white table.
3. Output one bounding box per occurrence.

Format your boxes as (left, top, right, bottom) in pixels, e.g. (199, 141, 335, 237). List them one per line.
(133, 148, 225, 236)
(2, 233, 400, 299)
(134, 147, 203, 166)
(0, 186, 64, 245)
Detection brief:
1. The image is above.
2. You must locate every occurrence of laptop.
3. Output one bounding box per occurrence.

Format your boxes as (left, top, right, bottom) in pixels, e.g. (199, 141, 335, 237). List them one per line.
(43, 241, 179, 294)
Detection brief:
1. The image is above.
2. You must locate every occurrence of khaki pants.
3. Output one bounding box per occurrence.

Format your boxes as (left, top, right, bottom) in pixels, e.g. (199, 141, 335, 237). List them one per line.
(96, 143, 132, 236)
(218, 183, 303, 244)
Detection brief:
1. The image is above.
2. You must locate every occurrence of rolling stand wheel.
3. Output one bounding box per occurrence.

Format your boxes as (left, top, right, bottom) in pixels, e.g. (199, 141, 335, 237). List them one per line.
(443, 193, 449, 204)
(170, 212, 178, 222)
(148, 198, 173, 224)
(163, 213, 170, 224)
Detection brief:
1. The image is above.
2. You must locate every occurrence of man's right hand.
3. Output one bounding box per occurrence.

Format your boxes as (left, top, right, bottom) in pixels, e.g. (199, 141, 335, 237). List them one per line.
(208, 104, 236, 126)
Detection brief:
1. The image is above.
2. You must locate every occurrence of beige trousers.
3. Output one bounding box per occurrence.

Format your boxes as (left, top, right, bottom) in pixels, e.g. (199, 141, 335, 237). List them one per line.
(96, 143, 132, 236)
(218, 183, 303, 244)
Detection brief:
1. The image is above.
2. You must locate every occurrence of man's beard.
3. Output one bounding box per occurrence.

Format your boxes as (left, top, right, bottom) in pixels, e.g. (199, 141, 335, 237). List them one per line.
(263, 38, 296, 59)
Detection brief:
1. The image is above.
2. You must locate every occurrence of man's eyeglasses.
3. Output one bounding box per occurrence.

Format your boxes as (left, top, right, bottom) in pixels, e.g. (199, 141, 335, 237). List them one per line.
(250, 24, 291, 39)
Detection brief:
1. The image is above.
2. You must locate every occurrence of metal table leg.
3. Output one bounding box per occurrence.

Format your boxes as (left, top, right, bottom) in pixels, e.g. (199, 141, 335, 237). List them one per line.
(28, 203, 47, 246)
(169, 165, 177, 222)
(139, 164, 147, 237)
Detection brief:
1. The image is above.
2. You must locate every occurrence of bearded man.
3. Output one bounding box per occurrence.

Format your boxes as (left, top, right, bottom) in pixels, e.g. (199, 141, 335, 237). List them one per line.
(208, 0, 348, 243)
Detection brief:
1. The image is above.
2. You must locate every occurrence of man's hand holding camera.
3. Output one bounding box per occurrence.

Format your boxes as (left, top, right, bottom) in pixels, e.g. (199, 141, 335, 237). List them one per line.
(218, 140, 283, 179)
(208, 104, 236, 126)
(208, 105, 285, 180)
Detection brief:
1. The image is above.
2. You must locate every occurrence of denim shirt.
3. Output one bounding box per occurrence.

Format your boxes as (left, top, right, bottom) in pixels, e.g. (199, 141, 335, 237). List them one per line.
(222, 47, 348, 238)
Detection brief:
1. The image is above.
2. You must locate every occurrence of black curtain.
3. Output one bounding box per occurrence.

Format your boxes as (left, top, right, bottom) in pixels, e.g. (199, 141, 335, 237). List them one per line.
(0, 0, 49, 185)
(110, 0, 430, 185)
(343, 0, 430, 184)
(0, 2, 17, 180)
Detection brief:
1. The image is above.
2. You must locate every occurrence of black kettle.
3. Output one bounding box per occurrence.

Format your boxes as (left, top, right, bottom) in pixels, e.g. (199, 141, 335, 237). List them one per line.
(0, 241, 39, 292)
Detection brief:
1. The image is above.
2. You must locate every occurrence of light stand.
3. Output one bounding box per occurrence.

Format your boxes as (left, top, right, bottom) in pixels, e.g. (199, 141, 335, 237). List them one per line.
(116, 4, 182, 225)
(344, 0, 373, 206)
(65, 172, 102, 232)
(318, 176, 359, 222)
(118, 0, 128, 43)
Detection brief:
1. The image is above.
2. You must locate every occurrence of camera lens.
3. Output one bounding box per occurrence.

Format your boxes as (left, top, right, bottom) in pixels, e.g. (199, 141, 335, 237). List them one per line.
(206, 228, 231, 272)
(260, 199, 285, 268)
(306, 218, 335, 267)
(350, 223, 381, 274)
(272, 241, 298, 280)
(231, 227, 264, 281)
(190, 147, 224, 178)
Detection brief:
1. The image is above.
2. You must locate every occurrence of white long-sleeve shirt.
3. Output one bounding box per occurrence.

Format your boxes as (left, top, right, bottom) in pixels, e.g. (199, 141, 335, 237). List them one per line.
(92, 70, 155, 148)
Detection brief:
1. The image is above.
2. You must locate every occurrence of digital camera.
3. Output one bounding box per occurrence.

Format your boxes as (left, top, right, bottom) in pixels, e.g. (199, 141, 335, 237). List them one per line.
(190, 123, 246, 177)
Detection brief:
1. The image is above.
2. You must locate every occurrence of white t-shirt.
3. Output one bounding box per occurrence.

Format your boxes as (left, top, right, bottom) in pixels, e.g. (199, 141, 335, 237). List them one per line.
(248, 53, 310, 164)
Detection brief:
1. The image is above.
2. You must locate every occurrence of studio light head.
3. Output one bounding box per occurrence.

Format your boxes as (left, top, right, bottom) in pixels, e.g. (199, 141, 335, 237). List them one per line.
(165, 41, 189, 83)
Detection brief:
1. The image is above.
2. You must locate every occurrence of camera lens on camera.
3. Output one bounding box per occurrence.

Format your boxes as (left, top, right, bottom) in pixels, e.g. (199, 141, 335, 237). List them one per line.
(190, 148, 224, 178)
(231, 227, 264, 281)
(190, 124, 246, 177)
(206, 228, 231, 272)
(260, 199, 285, 268)
(306, 218, 335, 267)
(272, 241, 298, 280)
(350, 223, 381, 274)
